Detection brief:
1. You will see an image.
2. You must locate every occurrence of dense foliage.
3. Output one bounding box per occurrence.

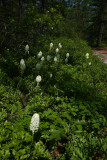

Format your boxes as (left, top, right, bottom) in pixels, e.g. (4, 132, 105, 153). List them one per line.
(0, 37, 107, 159)
(1, 0, 107, 48)
(0, 1, 107, 160)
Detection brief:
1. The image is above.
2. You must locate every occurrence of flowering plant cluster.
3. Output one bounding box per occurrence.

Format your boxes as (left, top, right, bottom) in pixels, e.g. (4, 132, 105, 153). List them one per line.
(33, 42, 70, 86)
(19, 42, 93, 90)
(85, 53, 92, 65)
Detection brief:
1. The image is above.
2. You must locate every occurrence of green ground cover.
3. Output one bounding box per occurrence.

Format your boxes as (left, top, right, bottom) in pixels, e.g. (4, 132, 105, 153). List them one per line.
(0, 37, 107, 160)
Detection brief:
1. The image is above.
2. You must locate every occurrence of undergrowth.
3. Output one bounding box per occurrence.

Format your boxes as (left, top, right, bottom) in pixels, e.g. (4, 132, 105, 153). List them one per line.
(0, 38, 107, 160)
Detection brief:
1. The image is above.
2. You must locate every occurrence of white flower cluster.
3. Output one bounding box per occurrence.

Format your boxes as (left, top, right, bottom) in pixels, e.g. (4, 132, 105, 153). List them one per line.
(58, 43, 62, 49)
(25, 44, 29, 54)
(65, 58, 68, 63)
(41, 56, 45, 61)
(37, 51, 42, 58)
(65, 53, 70, 63)
(50, 73, 52, 78)
(20, 43, 92, 92)
(66, 53, 69, 58)
(30, 113, 40, 134)
(54, 56, 58, 62)
(20, 59, 26, 72)
(36, 75, 41, 83)
(56, 48, 59, 53)
(86, 53, 89, 59)
(47, 55, 51, 61)
(89, 62, 91, 65)
(50, 42, 53, 49)
(85, 53, 92, 65)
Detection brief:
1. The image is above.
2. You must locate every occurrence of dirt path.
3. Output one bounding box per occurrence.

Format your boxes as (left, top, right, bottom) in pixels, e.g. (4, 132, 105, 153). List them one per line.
(92, 47, 107, 64)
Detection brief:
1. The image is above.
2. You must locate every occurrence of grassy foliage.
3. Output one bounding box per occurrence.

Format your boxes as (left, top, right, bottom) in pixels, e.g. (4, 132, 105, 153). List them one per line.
(0, 37, 107, 160)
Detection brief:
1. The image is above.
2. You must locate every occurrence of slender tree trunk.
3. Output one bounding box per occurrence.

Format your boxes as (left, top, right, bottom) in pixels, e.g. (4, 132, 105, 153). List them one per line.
(97, 21, 104, 46)
(82, 13, 85, 28)
(97, 10, 105, 46)
(97, 1, 107, 46)
(19, 0, 23, 20)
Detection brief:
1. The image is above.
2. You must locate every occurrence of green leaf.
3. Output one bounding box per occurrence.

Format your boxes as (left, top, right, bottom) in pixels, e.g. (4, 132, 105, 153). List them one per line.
(76, 125, 82, 131)
(49, 129, 63, 140)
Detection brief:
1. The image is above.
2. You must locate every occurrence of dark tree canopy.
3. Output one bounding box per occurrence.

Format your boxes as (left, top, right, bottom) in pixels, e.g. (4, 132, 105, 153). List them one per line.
(0, 0, 107, 49)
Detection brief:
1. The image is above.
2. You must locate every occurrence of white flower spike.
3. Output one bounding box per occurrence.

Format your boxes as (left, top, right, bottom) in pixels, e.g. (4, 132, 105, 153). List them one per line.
(89, 62, 91, 65)
(66, 53, 69, 58)
(25, 44, 29, 53)
(47, 55, 51, 61)
(56, 48, 59, 53)
(37, 51, 42, 58)
(86, 53, 89, 59)
(30, 113, 40, 134)
(50, 42, 53, 49)
(50, 73, 52, 78)
(41, 56, 45, 61)
(36, 75, 42, 83)
(20, 59, 26, 71)
(54, 57, 58, 62)
(59, 43, 62, 49)
(65, 58, 68, 63)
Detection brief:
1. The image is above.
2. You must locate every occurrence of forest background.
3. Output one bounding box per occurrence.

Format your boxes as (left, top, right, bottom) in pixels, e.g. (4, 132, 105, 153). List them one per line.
(1, 0, 107, 50)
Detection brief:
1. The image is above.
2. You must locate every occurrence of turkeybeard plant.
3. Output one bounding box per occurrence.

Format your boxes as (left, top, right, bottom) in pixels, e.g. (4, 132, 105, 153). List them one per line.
(36, 75, 42, 86)
(58, 43, 62, 49)
(66, 53, 69, 58)
(41, 56, 45, 61)
(50, 42, 53, 49)
(20, 59, 26, 74)
(25, 44, 29, 54)
(47, 55, 51, 61)
(86, 53, 89, 59)
(37, 51, 42, 58)
(30, 113, 40, 134)
(89, 62, 91, 65)
(65, 58, 68, 63)
(54, 57, 58, 62)
(56, 48, 59, 53)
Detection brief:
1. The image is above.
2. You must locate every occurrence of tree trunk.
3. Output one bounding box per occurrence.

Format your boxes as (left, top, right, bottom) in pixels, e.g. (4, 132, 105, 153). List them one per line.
(97, 0, 107, 46)
(97, 21, 104, 46)
(19, 0, 23, 20)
